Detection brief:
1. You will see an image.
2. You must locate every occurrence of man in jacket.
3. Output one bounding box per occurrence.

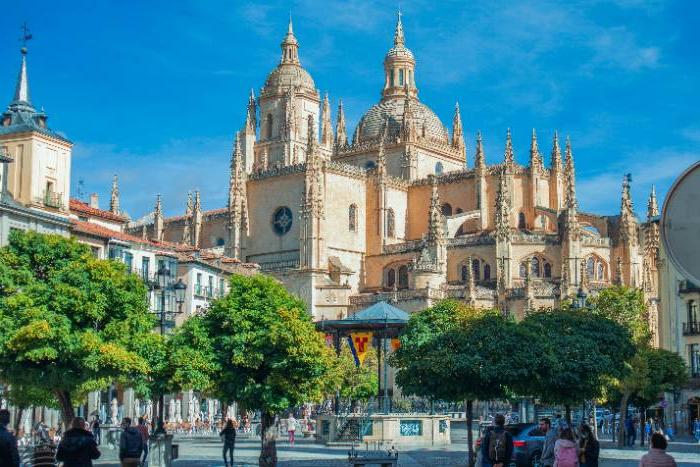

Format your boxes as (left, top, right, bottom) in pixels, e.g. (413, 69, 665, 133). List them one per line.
(540, 417, 558, 467)
(0, 409, 20, 467)
(119, 418, 144, 467)
(482, 414, 513, 467)
(56, 417, 101, 467)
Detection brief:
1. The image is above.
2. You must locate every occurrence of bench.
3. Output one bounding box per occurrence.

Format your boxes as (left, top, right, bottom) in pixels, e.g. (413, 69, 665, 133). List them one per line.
(348, 450, 398, 467)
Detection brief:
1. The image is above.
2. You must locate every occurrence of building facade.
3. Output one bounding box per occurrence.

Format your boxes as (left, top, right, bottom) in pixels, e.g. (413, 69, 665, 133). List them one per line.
(132, 14, 660, 334)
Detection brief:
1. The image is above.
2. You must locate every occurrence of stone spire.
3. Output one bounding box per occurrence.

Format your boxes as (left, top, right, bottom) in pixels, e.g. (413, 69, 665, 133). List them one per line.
(284, 87, 297, 142)
(227, 138, 247, 259)
(495, 168, 511, 241)
(185, 191, 193, 217)
(564, 136, 576, 199)
(394, 10, 405, 47)
(474, 131, 486, 173)
(153, 194, 164, 242)
(193, 190, 202, 248)
(503, 128, 514, 171)
(451, 102, 465, 160)
(12, 47, 31, 109)
(647, 185, 659, 219)
(402, 87, 416, 142)
(377, 118, 388, 179)
(335, 99, 348, 149)
(182, 192, 193, 244)
(530, 129, 544, 172)
(320, 92, 333, 149)
(110, 175, 120, 215)
(426, 175, 445, 242)
(280, 15, 300, 65)
(550, 131, 562, 173)
(619, 174, 638, 246)
(245, 89, 256, 134)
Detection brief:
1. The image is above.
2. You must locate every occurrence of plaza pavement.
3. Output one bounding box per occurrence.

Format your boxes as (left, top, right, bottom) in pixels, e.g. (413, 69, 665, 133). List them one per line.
(93, 427, 700, 467)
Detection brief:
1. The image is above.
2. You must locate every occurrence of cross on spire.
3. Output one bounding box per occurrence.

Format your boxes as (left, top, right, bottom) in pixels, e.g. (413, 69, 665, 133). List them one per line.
(19, 22, 32, 52)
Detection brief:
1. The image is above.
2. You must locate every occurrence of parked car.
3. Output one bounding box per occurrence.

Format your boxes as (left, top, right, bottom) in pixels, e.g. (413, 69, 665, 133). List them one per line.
(476, 423, 545, 467)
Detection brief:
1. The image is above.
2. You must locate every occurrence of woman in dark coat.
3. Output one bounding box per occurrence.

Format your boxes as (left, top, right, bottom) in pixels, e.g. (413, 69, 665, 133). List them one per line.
(578, 423, 600, 467)
(56, 417, 101, 467)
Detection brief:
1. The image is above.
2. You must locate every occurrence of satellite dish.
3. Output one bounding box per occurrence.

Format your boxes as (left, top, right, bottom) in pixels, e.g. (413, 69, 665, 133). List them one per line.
(661, 161, 700, 285)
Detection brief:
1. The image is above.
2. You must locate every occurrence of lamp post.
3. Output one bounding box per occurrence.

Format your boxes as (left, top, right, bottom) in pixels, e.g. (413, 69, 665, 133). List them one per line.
(152, 265, 186, 432)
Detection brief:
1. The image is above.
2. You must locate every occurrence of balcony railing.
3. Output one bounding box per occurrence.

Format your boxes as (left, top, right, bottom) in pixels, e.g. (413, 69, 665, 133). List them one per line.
(683, 322, 700, 336)
(42, 190, 63, 209)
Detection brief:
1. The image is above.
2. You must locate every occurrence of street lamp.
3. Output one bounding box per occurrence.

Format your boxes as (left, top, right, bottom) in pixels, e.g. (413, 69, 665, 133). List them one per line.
(151, 265, 186, 433)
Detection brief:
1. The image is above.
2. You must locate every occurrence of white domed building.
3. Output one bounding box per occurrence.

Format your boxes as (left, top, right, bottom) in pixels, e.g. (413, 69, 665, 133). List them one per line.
(136, 14, 659, 340)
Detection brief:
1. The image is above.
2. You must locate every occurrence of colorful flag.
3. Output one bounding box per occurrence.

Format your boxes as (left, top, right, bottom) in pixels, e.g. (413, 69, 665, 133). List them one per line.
(391, 338, 401, 351)
(348, 332, 372, 366)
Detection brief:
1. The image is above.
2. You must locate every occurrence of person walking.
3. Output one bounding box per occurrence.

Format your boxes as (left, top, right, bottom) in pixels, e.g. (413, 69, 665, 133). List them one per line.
(91, 415, 101, 445)
(0, 409, 20, 467)
(287, 414, 298, 446)
(625, 416, 635, 447)
(136, 417, 150, 466)
(540, 418, 558, 467)
(578, 424, 599, 467)
(220, 419, 236, 467)
(56, 417, 101, 467)
(639, 433, 677, 467)
(482, 414, 514, 467)
(119, 418, 144, 467)
(554, 428, 579, 467)
(693, 418, 700, 442)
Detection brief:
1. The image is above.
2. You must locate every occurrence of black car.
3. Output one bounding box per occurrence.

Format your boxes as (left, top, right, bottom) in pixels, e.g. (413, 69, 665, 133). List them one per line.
(476, 423, 545, 467)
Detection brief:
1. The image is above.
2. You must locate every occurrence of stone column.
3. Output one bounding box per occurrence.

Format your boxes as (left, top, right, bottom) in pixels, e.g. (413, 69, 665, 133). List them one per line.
(123, 388, 135, 419)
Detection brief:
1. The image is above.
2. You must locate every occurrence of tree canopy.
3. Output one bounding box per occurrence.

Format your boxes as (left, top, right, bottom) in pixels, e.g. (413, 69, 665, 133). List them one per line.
(0, 231, 154, 426)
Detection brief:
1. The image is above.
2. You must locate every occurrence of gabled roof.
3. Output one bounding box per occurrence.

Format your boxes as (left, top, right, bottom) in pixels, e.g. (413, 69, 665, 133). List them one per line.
(70, 199, 128, 223)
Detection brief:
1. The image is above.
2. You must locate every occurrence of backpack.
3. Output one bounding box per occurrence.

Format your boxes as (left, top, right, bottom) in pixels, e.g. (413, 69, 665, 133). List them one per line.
(489, 430, 508, 463)
(123, 428, 144, 457)
(556, 444, 578, 467)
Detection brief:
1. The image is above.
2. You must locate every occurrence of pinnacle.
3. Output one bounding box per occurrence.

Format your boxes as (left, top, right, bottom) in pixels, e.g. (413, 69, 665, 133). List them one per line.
(394, 10, 405, 46)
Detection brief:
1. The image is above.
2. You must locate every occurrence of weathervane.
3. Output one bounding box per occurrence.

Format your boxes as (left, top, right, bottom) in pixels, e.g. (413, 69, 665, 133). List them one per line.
(19, 22, 32, 53)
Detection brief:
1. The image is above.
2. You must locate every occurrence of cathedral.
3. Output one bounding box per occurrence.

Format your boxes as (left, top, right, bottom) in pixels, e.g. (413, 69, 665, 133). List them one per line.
(129, 14, 661, 334)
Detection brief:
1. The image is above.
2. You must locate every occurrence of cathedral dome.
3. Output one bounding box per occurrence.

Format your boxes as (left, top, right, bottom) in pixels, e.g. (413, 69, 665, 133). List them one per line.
(356, 97, 449, 144)
(263, 63, 316, 92)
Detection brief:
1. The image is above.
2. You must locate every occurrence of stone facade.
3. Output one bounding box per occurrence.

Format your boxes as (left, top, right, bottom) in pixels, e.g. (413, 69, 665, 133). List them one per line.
(129, 14, 659, 331)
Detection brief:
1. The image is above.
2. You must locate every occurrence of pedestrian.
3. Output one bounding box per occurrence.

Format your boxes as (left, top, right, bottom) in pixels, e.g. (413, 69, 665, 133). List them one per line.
(578, 424, 599, 467)
(639, 433, 677, 467)
(0, 409, 20, 467)
(625, 416, 636, 447)
(136, 417, 150, 466)
(220, 419, 236, 467)
(56, 417, 101, 467)
(693, 418, 700, 442)
(554, 428, 579, 467)
(91, 415, 101, 445)
(119, 418, 144, 467)
(482, 414, 514, 467)
(540, 417, 558, 467)
(287, 413, 297, 446)
(645, 420, 652, 443)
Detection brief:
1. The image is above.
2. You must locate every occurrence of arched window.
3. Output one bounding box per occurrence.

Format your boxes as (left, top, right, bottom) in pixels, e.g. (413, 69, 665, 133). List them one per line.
(399, 69, 404, 86)
(349, 204, 357, 232)
(461, 265, 468, 282)
(435, 162, 444, 175)
(544, 263, 552, 278)
(518, 212, 526, 229)
(519, 262, 527, 278)
(441, 203, 452, 216)
(387, 268, 396, 288)
(472, 260, 481, 281)
(365, 160, 377, 170)
(587, 257, 595, 279)
(398, 265, 409, 289)
(597, 263, 605, 281)
(483, 264, 491, 280)
(390, 70, 395, 86)
(387, 209, 396, 238)
(265, 114, 273, 139)
(531, 257, 540, 277)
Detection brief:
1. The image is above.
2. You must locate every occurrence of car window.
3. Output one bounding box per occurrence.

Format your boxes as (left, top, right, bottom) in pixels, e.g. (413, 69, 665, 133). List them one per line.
(529, 428, 545, 436)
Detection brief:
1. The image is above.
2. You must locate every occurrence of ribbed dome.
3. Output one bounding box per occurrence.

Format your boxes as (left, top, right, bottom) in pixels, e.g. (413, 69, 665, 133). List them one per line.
(386, 44, 414, 60)
(356, 98, 449, 144)
(264, 63, 316, 92)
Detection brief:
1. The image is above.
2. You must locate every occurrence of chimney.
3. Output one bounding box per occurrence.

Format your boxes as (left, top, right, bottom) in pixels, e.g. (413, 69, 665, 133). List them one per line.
(89, 193, 99, 209)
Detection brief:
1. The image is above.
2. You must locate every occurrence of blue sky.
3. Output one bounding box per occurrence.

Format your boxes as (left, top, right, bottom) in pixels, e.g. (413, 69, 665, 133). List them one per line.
(2, 0, 699, 219)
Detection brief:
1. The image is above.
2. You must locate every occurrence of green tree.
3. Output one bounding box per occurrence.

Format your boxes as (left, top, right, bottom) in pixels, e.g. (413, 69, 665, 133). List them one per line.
(588, 286, 654, 446)
(334, 343, 378, 404)
(182, 274, 335, 467)
(519, 307, 635, 422)
(391, 300, 533, 467)
(0, 231, 154, 427)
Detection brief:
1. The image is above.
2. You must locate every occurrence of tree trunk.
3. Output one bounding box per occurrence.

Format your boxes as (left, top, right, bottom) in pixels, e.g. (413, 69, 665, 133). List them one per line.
(565, 405, 572, 426)
(467, 400, 475, 467)
(259, 412, 277, 467)
(617, 392, 630, 448)
(56, 389, 75, 430)
(14, 407, 24, 435)
(640, 407, 646, 447)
